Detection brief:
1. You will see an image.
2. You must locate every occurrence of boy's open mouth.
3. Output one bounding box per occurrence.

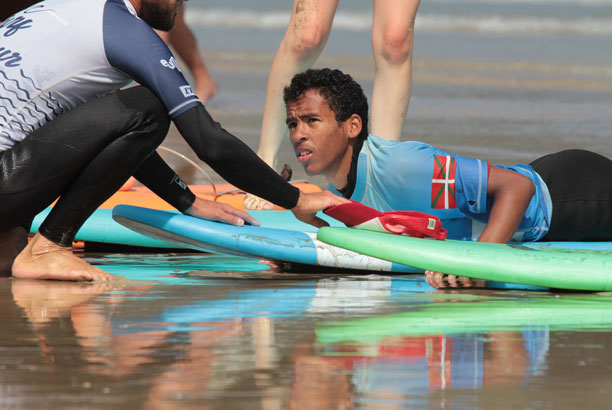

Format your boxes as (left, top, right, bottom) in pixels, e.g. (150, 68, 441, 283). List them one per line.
(297, 149, 312, 163)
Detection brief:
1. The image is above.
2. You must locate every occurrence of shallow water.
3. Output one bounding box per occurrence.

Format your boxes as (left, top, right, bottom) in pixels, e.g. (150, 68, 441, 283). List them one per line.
(3, 253, 612, 409)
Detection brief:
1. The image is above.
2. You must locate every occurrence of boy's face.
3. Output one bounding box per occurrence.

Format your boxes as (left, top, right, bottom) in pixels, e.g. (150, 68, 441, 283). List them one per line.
(286, 90, 355, 183)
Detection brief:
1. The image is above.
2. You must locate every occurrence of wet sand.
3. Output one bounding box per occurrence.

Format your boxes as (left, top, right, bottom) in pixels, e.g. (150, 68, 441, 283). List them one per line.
(4, 253, 612, 409)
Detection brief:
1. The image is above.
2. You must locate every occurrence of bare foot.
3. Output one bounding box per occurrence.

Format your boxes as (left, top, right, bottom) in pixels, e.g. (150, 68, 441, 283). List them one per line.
(0, 226, 29, 272)
(12, 279, 114, 324)
(12, 233, 115, 281)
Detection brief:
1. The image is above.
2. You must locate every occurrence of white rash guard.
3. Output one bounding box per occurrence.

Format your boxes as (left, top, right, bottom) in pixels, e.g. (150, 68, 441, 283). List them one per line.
(0, 0, 202, 152)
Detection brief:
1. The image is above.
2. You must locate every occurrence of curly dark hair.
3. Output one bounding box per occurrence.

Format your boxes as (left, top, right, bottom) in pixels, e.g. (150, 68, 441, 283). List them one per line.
(283, 68, 369, 141)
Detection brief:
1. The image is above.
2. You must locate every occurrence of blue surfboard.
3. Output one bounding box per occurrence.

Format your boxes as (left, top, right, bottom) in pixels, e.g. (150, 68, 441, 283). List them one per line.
(32, 208, 175, 248)
(112, 205, 421, 273)
(32, 206, 340, 248)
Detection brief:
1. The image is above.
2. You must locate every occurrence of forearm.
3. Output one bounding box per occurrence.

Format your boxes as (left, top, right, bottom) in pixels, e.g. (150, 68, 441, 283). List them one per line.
(173, 106, 300, 209)
(478, 190, 530, 243)
(478, 167, 535, 243)
(133, 152, 195, 212)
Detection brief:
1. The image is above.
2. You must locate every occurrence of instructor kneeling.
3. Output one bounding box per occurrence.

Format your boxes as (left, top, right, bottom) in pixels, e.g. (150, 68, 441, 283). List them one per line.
(0, 0, 346, 281)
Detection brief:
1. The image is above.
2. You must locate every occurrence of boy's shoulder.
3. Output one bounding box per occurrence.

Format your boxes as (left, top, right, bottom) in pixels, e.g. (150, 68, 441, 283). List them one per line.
(364, 134, 439, 160)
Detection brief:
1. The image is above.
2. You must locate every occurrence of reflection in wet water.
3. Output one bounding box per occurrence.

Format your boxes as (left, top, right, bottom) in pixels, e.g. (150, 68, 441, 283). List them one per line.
(2, 253, 612, 409)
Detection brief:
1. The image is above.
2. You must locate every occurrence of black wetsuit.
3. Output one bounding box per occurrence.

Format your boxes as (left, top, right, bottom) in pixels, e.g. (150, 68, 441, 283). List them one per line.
(0, 0, 299, 246)
(530, 149, 612, 241)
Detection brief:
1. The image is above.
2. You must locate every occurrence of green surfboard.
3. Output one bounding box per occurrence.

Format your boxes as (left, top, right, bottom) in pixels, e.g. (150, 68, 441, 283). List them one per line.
(317, 227, 612, 291)
(316, 292, 612, 344)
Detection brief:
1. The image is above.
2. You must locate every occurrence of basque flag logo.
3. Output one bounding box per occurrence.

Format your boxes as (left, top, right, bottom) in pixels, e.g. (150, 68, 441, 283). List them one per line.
(431, 155, 457, 209)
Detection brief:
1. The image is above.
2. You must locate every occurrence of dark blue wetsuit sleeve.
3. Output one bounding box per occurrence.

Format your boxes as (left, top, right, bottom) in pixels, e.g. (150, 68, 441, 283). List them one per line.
(103, 0, 201, 118)
(102, 0, 299, 209)
(101, 0, 199, 211)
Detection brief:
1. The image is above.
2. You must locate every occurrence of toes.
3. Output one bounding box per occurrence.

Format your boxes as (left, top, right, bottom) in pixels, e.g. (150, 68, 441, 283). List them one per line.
(88, 272, 114, 282)
(91, 267, 115, 282)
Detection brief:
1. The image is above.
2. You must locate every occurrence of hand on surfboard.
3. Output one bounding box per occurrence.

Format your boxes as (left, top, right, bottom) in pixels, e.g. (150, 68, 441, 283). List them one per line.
(185, 197, 260, 226)
(292, 191, 350, 228)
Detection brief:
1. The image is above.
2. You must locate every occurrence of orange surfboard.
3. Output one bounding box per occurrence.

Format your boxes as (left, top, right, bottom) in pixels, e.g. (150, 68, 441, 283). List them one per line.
(57, 181, 323, 211)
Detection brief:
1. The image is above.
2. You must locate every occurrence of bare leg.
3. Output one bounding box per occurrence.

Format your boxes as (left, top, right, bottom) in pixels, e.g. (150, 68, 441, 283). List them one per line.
(158, 7, 219, 104)
(370, 0, 420, 140)
(245, 0, 339, 210)
(0, 226, 28, 272)
(12, 233, 114, 281)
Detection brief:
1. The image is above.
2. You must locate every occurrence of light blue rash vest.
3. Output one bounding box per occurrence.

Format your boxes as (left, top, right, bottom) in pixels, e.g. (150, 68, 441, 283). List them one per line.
(329, 135, 552, 241)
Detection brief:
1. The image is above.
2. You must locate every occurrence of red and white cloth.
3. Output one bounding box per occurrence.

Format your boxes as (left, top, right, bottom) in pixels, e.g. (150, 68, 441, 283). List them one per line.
(324, 201, 447, 240)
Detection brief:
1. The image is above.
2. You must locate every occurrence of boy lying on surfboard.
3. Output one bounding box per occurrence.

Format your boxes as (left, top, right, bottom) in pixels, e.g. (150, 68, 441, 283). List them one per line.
(283, 68, 612, 288)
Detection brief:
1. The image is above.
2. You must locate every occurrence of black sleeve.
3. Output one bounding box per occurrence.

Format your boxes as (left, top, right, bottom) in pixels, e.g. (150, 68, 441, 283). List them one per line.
(133, 151, 196, 213)
(173, 106, 300, 209)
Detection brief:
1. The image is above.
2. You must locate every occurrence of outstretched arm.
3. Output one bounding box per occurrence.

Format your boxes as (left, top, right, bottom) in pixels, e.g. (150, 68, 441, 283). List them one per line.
(134, 152, 258, 226)
(477, 166, 535, 243)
